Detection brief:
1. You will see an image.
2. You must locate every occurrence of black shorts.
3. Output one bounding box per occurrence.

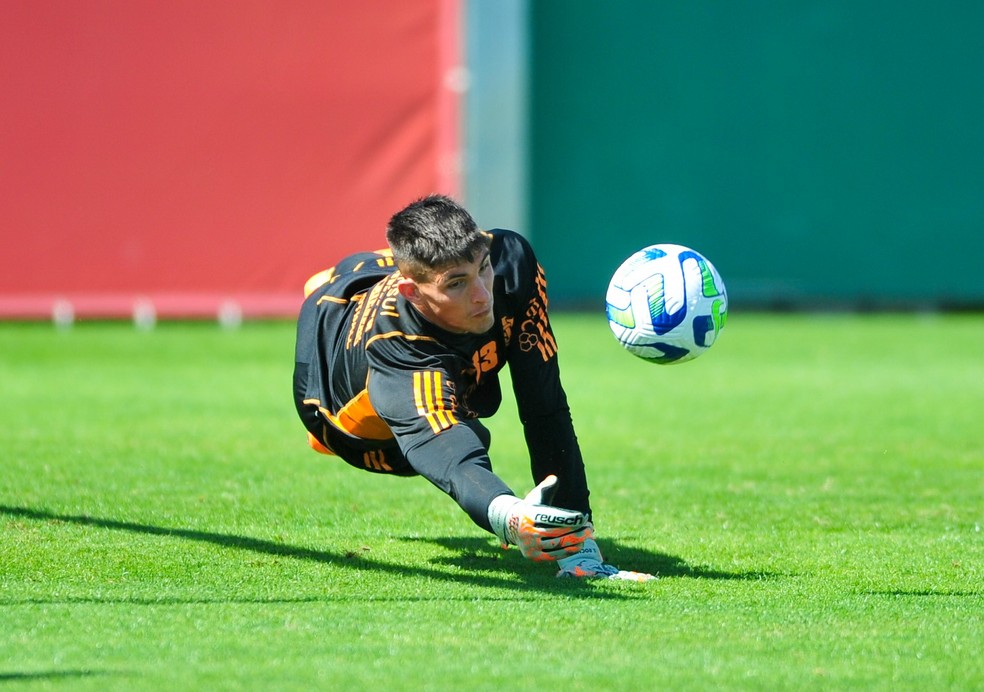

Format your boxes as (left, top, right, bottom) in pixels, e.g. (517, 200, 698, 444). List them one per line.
(292, 369, 411, 476)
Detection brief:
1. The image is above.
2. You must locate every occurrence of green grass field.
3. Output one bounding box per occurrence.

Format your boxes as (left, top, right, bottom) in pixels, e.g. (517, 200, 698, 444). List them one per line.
(1, 313, 981, 690)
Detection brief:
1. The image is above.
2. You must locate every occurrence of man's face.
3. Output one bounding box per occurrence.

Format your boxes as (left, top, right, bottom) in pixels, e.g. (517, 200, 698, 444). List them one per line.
(399, 250, 495, 334)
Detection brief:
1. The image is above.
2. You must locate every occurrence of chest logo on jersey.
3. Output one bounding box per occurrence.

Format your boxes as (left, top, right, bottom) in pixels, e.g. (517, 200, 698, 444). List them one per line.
(518, 263, 557, 361)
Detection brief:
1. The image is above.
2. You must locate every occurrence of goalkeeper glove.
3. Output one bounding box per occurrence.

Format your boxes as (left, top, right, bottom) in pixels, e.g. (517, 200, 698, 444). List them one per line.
(487, 475, 593, 562)
(556, 537, 657, 582)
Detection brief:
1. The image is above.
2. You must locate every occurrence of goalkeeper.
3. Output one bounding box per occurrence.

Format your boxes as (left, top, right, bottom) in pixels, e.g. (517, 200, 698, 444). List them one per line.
(292, 195, 653, 581)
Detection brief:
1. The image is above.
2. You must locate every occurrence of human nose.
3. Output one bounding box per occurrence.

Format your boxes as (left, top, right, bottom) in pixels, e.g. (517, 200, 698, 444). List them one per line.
(472, 278, 491, 303)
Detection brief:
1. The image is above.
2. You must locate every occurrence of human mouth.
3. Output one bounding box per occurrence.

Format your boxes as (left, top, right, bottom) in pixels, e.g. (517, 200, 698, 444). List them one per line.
(471, 306, 494, 331)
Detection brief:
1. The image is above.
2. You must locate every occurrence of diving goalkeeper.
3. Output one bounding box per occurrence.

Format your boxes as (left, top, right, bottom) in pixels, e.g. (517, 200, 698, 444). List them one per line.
(292, 194, 653, 581)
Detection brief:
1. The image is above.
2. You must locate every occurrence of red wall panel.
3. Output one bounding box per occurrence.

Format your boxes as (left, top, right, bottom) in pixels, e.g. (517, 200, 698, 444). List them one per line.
(0, 0, 460, 318)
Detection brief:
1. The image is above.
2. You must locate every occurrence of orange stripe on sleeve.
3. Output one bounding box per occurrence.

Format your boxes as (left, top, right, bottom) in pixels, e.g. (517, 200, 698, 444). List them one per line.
(413, 371, 426, 415)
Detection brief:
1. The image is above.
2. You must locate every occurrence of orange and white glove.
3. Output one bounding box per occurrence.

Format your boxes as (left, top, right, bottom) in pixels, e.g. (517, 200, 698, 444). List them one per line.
(487, 475, 593, 562)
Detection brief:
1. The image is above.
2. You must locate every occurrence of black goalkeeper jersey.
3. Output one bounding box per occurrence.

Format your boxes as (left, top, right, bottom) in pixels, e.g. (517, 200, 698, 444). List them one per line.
(293, 229, 590, 531)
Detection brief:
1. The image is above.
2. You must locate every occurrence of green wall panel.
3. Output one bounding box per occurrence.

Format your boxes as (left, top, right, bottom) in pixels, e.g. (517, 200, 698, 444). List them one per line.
(528, 1, 984, 308)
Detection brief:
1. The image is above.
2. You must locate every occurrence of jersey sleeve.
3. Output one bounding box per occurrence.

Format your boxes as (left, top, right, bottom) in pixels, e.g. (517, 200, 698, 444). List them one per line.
(495, 232, 592, 515)
(365, 340, 512, 530)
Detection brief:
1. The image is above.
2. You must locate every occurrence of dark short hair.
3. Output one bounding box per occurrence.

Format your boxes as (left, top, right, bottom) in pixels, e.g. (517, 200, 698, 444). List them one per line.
(386, 195, 490, 281)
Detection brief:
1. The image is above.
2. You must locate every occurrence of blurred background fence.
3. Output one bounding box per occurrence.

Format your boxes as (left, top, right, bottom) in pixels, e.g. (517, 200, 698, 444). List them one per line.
(3, 1, 982, 320)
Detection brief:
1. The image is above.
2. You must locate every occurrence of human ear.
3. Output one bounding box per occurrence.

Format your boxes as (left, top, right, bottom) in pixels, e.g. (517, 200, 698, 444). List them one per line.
(397, 278, 422, 304)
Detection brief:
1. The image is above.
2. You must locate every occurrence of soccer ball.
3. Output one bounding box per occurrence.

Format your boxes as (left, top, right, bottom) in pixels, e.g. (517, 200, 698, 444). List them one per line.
(605, 244, 728, 364)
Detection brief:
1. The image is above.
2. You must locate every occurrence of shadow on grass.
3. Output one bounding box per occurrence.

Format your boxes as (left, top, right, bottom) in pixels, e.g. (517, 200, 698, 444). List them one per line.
(416, 536, 777, 581)
(0, 504, 660, 598)
(862, 590, 983, 598)
(606, 541, 777, 581)
(0, 670, 112, 682)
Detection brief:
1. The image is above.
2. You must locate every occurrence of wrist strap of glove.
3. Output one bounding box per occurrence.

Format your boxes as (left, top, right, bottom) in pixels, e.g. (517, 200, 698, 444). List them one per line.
(488, 493, 521, 547)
